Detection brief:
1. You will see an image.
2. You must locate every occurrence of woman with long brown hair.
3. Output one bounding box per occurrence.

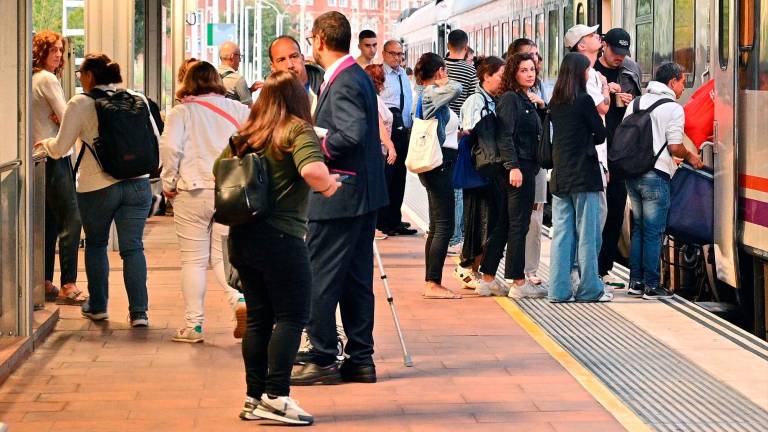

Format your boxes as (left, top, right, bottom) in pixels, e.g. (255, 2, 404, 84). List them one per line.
(32, 30, 85, 305)
(217, 70, 339, 426)
(160, 60, 251, 343)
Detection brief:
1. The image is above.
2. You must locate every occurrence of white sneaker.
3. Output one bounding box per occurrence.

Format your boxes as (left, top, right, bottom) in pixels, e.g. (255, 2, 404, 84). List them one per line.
(492, 279, 510, 296)
(601, 274, 626, 289)
(239, 396, 263, 421)
(474, 279, 494, 296)
(596, 291, 614, 302)
(507, 280, 546, 299)
(253, 395, 314, 425)
(570, 268, 581, 290)
(446, 243, 462, 257)
(172, 326, 204, 343)
(453, 265, 480, 289)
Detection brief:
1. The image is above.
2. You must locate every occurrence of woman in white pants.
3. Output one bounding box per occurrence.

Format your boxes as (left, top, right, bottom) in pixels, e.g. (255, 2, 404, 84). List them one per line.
(160, 61, 250, 343)
(525, 169, 547, 284)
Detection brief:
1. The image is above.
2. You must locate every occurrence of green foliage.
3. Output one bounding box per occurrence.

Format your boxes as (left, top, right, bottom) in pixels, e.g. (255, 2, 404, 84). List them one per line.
(33, 0, 63, 33)
(257, 2, 296, 78)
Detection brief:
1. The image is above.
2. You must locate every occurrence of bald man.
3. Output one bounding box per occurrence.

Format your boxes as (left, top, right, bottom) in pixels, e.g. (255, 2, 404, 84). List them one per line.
(218, 41, 252, 106)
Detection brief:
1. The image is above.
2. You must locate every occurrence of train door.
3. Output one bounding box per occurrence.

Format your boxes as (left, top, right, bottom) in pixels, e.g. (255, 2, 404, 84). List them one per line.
(711, 0, 740, 289)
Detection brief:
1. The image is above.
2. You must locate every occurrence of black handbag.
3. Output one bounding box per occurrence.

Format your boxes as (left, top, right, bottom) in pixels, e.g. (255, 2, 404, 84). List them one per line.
(471, 95, 502, 176)
(537, 109, 553, 169)
(213, 137, 272, 226)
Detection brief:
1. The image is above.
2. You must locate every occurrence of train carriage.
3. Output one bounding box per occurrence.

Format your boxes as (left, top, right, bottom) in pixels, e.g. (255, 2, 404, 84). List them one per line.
(397, 0, 768, 340)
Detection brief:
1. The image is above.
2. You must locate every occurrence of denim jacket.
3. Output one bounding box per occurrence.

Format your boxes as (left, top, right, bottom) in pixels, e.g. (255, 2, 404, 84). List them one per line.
(412, 80, 462, 146)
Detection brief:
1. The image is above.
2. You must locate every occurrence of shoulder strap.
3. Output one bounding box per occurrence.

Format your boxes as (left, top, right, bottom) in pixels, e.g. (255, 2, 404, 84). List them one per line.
(84, 88, 110, 100)
(415, 94, 423, 119)
(643, 98, 675, 113)
(72, 141, 97, 178)
(185, 99, 241, 129)
(220, 70, 235, 79)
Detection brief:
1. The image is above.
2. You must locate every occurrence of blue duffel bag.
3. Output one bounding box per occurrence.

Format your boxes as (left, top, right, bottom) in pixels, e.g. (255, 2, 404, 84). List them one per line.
(452, 135, 489, 189)
(666, 162, 714, 245)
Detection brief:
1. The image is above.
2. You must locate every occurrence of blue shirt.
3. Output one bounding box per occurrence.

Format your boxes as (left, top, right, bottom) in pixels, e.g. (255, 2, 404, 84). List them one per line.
(380, 63, 413, 129)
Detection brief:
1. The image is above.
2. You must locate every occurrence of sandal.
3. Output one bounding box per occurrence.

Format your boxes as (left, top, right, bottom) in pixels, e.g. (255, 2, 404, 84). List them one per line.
(56, 286, 88, 306)
(527, 274, 543, 285)
(422, 283, 462, 299)
(44, 281, 60, 302)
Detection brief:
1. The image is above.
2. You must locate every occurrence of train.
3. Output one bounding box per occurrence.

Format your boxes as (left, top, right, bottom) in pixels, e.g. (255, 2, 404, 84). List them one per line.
(396, 0, 768, 340)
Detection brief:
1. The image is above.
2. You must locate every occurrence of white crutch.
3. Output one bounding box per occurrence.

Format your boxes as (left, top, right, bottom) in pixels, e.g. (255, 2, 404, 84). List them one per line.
(373, 239, 413, 367)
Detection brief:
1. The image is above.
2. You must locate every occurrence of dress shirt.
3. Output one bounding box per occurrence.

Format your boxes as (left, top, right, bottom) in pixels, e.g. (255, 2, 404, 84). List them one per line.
(321, 54, 354, 94)
(380, 63, 413, 129)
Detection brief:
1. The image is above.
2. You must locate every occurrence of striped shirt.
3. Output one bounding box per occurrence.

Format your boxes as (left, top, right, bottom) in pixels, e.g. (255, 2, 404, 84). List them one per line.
(444, 58, 478, 116)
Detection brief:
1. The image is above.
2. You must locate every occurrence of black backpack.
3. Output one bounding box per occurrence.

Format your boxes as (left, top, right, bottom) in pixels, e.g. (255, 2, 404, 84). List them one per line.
(74, 88, 159, 180)
(220, 71, 240, 101)
(608, 97, 674, 179)
(537, 109, 553, 169)
(470, 95, 502, 176)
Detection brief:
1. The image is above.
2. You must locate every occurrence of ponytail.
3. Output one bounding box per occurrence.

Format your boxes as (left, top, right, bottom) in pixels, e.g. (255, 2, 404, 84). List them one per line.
(80, 53, 123, 85)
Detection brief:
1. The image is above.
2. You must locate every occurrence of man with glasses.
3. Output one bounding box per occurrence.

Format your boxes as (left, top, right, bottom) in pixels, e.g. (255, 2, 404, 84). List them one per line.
(377, 40, 417, 237)
(218, 41, 252, 106)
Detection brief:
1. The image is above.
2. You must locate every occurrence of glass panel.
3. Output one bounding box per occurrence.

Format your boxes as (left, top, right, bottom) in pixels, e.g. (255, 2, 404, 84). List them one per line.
(476, 30, 483, 54)
(564, 4, 574, 33)
(719, 0, 730, 68)
(524, 16, 532, 38)
(502, 21, 510, 55)
(133, 0, 146, 92)
(549, 9, 560, 78)
(493, 25, 499, 56)
(654, 0, 674, 69)
(636, 22, 653, 82)
(484, 27, 491, 56)
(577, 3, 585, 24)
(512, 19, 520, 40)
(162, 0, 173, 110)
(536, 13, 545, 49)
(0, 169, 20, 333)
(760, 0, 768, 89)
(587, 0, 599, 26)
(637, 0, 652, 16)
(674, 0, 696, 86)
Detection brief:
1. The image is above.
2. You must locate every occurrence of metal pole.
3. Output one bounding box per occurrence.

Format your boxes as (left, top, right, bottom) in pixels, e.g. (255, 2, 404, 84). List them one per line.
(299, 0, 306, 53)
(244, 6, 250, 82)
(256, 0, 263, 80)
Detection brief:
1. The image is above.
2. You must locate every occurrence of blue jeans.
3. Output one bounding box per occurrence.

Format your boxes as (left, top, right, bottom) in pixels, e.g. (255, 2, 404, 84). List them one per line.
(77, 179, 152, 313)
(450, 188, 463, 245)
(626, 171, 670, 289)
(549, 191, 605, 301)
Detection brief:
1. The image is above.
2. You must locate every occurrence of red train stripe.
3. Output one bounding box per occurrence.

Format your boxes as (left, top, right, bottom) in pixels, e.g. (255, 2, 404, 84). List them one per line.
(740, 174, 768, 193)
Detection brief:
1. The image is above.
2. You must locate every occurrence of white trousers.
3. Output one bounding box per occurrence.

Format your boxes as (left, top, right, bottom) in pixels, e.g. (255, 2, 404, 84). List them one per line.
(524, 205, 544, 275)
(173, 189, 243, 328)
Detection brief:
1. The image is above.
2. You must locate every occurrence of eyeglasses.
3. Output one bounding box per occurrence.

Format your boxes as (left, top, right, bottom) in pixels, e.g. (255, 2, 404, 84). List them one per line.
(232, 52, 242, 58)
(75, 70, 81, 79)
(385, 50, 405, 58)
(305, 34, 314, 47)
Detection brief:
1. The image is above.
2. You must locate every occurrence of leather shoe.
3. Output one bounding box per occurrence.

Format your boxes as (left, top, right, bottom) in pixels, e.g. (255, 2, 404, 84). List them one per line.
(340, 361, 377, 383)
(398, 222, 412, 228)
(291, 362, 341, 386)
(383, 225, 418, 236)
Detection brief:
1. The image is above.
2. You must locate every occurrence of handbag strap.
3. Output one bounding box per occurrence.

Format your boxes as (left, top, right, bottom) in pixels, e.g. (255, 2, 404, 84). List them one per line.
(185, 99, 241, 129)
(415, 94, 424, 120)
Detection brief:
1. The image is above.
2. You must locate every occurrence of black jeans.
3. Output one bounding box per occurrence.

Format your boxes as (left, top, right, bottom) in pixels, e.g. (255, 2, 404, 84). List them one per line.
(229, 223, 311, 398)
(598, 178, 628, 275)
(44, 156, 82, 285)
(418, 162, 455, 283)
(481, 160, 537, 280)
(377, 111, 410, 231)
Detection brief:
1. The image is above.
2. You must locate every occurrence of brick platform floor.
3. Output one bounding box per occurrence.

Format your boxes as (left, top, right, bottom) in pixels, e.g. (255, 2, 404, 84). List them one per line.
(0, 216, 624, 431)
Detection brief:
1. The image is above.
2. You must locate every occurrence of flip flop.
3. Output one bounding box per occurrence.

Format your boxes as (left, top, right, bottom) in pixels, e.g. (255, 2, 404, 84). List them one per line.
(56, 290, 89, 305)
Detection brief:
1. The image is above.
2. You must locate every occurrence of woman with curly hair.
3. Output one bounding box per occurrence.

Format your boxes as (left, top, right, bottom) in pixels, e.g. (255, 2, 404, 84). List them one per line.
(32, 30, 86, 305)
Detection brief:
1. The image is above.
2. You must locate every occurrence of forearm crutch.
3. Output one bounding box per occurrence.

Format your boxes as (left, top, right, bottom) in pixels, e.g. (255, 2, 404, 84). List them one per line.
(373, 240, 414, 367)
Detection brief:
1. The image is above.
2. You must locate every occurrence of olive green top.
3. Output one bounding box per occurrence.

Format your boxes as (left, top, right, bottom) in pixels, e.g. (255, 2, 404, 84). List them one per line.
(215, 120, 325, 239)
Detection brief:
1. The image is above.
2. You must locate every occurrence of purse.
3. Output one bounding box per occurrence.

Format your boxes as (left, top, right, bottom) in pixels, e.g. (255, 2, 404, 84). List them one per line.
(537, 109, 553, 169)
(213, 137, 272, 227)
(405, 94, 443, 173)
(470, 94, 502, 176)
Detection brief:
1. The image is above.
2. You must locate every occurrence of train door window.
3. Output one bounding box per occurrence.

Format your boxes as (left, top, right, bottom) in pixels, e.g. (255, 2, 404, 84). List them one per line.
(636, 0, 654, 82)
(484, 27, 492, 56)
(502, 21, 510, 54)
(536, 13, 545, 49)
(564, 3, 574, 33)
(673, 0, 696, 86)
(475, 30, 482, 54)
(548, 9, 560, 78)
(577, 3, 585, 25)
(524, 16, 532, 39)
(719, 0, 730, 68)
(654, 0, 674, 68)
(587, 0, 599, 26)
(759, 0, 768, 89)
(493, 24, 500, 56)
(512, 19, 520, 40)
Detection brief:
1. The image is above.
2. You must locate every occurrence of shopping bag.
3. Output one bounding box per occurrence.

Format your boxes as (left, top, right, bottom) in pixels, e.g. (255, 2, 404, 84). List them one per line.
(452, 135, 488, 189)
(405, 95, 443, 173)
(683, 79, 714, 149)
(666, 162, 714, 245)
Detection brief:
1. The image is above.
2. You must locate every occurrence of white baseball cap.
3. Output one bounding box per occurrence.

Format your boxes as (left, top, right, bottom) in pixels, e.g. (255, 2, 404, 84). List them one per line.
(564, 24, 600, 49)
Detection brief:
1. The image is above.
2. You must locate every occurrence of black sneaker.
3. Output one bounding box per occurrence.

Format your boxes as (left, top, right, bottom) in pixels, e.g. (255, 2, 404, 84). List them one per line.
(129, 311, 149, 327)
(642, 286, 674, 300)
(627, 281, 645, 296)
(383, 225, 418, 236)
(290, 362, 341, 386)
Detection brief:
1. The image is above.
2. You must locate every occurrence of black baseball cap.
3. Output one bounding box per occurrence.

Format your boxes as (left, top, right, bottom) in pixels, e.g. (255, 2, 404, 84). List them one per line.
(603, 28, 631, 56)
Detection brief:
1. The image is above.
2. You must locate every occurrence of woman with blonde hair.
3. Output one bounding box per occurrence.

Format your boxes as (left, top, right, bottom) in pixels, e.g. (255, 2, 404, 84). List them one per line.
(160, 61, 250, 343)
(32, 30, 86, 305)
(221, 70, 340, 426)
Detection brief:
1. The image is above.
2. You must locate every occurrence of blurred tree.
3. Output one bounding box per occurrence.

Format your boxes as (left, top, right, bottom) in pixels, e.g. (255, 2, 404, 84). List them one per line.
(33, 0, 63, 33)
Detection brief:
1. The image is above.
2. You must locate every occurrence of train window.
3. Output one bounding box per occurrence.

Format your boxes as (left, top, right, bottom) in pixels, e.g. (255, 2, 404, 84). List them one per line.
(512, 19, 520, 40)
(524, 16, 532, 39)
(587, 0, 599, 26)
(654, 0, 674, 67)
(548, 9, 560, 78)
(502, 21, 510, 54)
(564, 4, 574, 33)
(674, 0, 696, 86)
(476, 30, 483, 54)
(577, 3, 585, 25)
(484, 27, 492, 56)
(759, 0, 768, 89)
(536, 13, 545, 49)
(719, 0, 730, 68)
(637, 0, 652, 16)
(493, 25, 499, 56)
(636, 23, 654, 82)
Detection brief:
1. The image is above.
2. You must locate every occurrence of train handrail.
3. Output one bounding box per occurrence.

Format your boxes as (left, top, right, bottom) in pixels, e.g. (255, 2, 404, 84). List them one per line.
(0, 159, 22, 173)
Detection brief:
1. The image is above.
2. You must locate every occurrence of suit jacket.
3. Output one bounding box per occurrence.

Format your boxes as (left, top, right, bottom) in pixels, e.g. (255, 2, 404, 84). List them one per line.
(308, 61, 388, 221)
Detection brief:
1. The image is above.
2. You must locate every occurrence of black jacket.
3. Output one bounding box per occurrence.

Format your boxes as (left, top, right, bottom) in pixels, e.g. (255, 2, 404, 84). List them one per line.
(308, 61, 388, 221)
(495, 90, 542, 170)
(549, 93, 607, 195)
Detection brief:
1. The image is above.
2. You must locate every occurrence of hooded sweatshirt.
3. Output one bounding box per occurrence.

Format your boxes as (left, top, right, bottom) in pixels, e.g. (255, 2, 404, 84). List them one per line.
(622, 80, 684, 178)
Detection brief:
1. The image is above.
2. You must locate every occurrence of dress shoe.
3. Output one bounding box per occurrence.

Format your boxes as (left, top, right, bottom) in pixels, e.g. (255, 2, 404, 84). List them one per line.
(340, 361, 377, 383)
(398, 222, 412, 228)
(290, 362, 341, 386)
(383, 225, 418, 236)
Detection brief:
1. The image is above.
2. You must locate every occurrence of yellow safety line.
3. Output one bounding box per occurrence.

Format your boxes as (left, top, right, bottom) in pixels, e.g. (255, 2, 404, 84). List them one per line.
(495, 297, 652, 432)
